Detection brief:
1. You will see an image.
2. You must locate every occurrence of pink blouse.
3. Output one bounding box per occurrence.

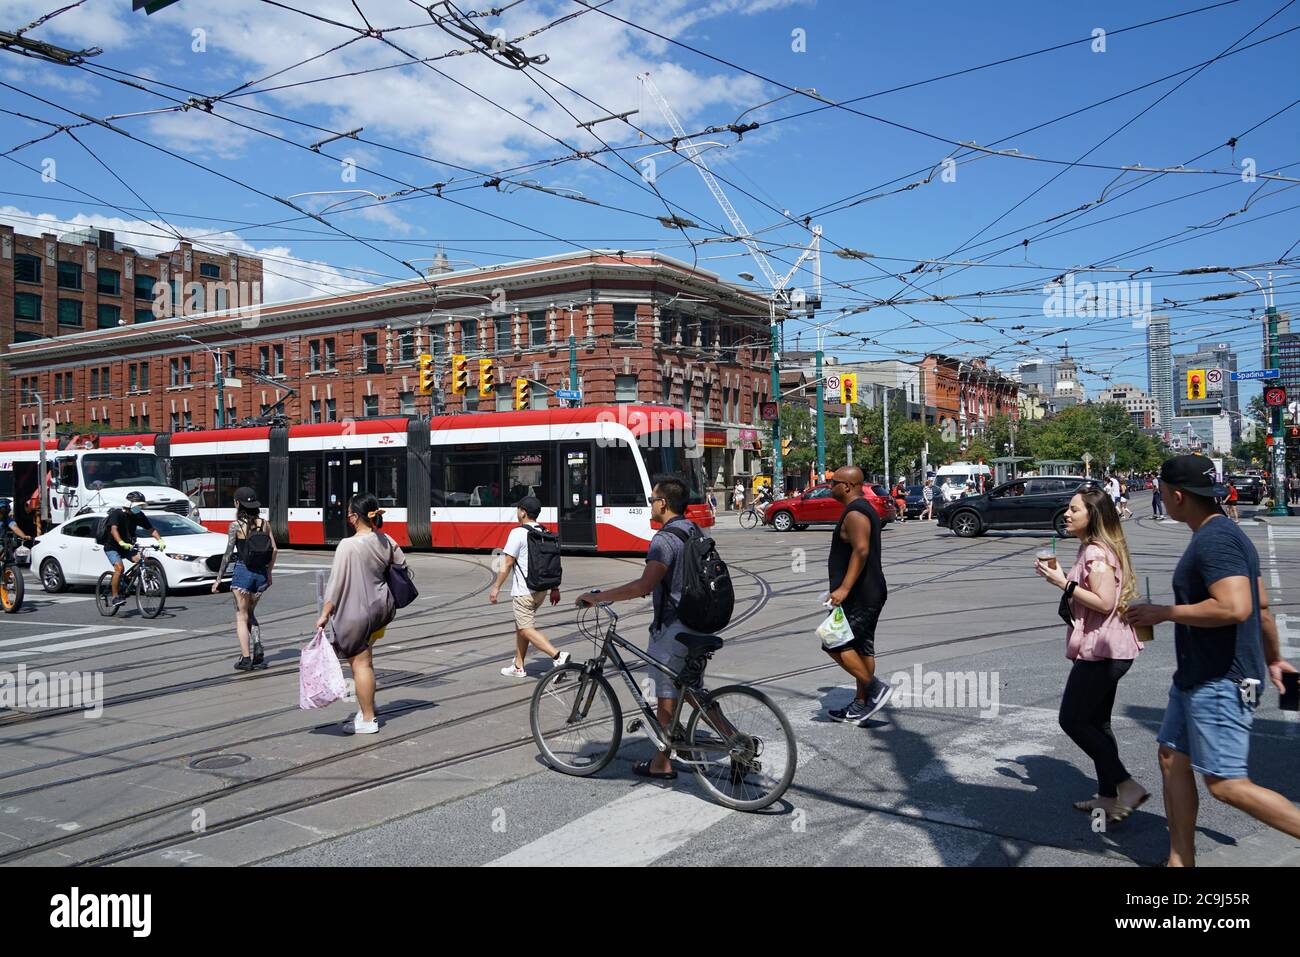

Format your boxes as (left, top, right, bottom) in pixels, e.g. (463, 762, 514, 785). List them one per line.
(1064, 542, 1143, 662)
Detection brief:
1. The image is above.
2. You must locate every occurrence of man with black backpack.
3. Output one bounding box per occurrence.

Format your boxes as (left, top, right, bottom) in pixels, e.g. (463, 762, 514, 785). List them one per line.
(98, 491, 164, 608)
(576, 475, 734, 780)
(490, 495, 569, 678)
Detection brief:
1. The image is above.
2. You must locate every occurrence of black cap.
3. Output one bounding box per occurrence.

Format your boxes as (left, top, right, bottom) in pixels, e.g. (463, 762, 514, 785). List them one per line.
(234, 486, 261, 508)
(515, 494, 542, 519)
(125, 491, 146, 503)
(1159, 455, 1226, 499)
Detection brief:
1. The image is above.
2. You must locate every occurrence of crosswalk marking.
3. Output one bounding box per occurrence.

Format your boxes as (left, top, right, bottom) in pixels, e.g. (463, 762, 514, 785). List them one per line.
(0, 624, 183, 660)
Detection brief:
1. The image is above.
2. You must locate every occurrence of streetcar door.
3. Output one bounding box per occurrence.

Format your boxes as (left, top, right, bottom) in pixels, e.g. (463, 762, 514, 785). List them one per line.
(558, 442, 595, 547)
(324, 454, 347, 542)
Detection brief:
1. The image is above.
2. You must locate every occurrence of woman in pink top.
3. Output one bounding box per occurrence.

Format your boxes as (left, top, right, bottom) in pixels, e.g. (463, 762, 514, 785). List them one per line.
(1036, 487, 1149, 823)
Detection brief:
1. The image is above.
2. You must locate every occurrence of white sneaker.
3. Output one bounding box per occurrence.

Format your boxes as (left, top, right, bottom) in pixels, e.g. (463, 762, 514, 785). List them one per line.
(501, 663, 528, 678)
(552, 651, 571, 669)
(343, 710, 379, 734)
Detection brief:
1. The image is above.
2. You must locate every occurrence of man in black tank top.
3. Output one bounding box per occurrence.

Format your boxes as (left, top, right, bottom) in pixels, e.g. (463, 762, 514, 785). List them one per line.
(826, 466, 892, 726)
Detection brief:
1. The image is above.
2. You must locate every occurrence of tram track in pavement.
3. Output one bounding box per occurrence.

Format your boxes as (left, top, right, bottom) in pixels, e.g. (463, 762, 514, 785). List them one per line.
(0, 536, 1060, 865)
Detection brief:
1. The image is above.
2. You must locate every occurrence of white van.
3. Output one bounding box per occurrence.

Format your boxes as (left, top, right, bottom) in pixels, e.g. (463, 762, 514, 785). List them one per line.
(933, 462, 992, 503)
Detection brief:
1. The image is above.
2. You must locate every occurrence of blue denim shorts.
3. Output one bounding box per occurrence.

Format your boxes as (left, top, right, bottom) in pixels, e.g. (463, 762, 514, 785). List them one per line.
(104, 548, 126, 567)
(1158, 678, 1256, 779)
(231, 561, 268, 594)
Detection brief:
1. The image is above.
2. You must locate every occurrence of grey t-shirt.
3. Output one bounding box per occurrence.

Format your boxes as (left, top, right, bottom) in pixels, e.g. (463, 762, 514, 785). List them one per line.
(646, 517, 692, 635)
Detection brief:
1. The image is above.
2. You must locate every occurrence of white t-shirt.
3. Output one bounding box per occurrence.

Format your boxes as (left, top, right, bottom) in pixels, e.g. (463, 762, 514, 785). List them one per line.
(503, 523, 540, 597)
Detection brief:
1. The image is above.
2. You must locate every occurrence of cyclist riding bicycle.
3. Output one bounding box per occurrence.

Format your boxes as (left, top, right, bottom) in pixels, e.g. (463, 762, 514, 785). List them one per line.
(754, 483, 773, 518)
(99, 491, 164, 608)
(0, 499, 35, 564)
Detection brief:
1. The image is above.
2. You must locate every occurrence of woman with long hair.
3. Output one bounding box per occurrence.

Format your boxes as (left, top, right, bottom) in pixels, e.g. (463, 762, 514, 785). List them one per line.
(214, 487, 277, 671)
(1035, 487, 1149, 823)
(315, 493, 409, 734)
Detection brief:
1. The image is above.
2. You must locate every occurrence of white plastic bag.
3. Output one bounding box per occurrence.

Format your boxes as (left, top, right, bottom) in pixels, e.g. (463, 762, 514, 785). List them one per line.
(816, 604, 855, 650)
(299, 627, 347, 709)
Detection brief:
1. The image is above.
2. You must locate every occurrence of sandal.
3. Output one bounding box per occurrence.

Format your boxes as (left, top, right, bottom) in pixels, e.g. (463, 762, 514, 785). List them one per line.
(1072, 796, 1104, 812)
(633, 759, 677, 781)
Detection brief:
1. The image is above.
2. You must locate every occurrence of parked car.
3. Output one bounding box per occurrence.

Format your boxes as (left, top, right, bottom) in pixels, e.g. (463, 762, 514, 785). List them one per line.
(764, 483, 895, 531)
(31, 511, 234, 593)
(1227, 474, 1265, 505)
(937, 476, 1100, 538)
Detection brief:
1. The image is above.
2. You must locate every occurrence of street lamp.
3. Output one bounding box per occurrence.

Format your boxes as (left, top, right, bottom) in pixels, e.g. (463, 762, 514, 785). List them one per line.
(732, 87, 828, 126)
(177, 334, 226, 428)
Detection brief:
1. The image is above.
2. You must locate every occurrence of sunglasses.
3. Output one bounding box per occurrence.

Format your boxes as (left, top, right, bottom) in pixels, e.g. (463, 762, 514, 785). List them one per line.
(646, 495, 664, 506)
(831, 480, 854, 487)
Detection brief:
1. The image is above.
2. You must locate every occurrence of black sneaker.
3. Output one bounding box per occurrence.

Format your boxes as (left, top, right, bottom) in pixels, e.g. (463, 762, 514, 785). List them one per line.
(252, 641, 266, 669)
(111, 595, 127, 608)
(854, 679, 893, 725)
(828, 703, 862, 723)
(234, 656, 253, 671)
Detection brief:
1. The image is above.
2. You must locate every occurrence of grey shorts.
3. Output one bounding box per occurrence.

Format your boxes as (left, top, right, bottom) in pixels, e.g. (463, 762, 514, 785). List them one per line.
(646, 622, 690, 701)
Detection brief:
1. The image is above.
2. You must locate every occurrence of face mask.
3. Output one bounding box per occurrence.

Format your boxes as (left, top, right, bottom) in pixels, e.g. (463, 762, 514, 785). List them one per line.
(130, 505, 143, 514)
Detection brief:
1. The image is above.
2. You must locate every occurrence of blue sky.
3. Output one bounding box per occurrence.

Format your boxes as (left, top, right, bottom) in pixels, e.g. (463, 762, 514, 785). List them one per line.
(3, 0, 1297, 406)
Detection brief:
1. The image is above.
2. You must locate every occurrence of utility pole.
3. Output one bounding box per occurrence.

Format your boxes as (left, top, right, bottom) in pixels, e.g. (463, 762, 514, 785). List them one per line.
(882, 387, 891, 488)
(815, 334, 825, 480)
(568, 304, 579, 407)
(1267, 295, 1287, 515)
(35, 390, 48, 524)
(770, 298, 783, 495)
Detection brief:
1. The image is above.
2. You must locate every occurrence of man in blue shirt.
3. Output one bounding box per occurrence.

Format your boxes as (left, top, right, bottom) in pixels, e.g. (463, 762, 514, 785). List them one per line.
(1126, 455, 1300, 866)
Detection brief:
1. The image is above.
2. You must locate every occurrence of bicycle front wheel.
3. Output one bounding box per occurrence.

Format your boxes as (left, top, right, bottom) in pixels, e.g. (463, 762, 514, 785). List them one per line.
(683, 685, 797, 812)
(135, 559, 167, 618)
(530, 664, 622, 776)
(0, 564, 23, 613)
(95, 572, 120, 616)
(739, 508, 758, 529)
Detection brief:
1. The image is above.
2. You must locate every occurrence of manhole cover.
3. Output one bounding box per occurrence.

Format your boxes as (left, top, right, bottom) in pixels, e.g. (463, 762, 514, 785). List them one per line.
(189, 753, 251, 770)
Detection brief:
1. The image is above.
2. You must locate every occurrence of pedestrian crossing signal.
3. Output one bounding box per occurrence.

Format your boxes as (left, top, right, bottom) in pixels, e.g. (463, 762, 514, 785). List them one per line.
(478, 358, 496, 396)
(1187, 369, 1205, 401)
(513, 377, 530, 410)
(840, 373, 857, 405)
(451, 354, 468, 394)
(417, 353, 435, 395)
(781, 438, 793, 459)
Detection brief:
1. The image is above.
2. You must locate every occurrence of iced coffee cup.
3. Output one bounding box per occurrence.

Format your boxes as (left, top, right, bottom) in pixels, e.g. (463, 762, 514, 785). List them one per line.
(1036, 548, 1057, 570)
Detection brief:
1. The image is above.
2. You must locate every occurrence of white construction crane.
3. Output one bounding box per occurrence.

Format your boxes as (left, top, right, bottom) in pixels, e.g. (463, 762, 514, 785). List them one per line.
(638, 72, 820, 313)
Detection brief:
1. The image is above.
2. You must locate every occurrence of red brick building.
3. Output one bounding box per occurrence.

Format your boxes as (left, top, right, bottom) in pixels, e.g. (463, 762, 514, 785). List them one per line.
(1, 224, 263, 434)
(920, 353, 1019, 441)
(4, 249, 775, 489)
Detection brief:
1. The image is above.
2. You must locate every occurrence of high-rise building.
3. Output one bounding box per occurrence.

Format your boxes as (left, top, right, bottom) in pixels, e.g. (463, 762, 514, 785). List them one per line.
(1097, 383, 1159, 429)
(1016, 358, 1057, 397)
(1173, 343, 1239, 439)
(1147, 314, 1173, 426)
(1278, 328, 1300, 401)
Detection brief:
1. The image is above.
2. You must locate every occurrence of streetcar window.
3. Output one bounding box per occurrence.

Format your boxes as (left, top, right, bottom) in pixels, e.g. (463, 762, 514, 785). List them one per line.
(294, 455, 321, 507)
(445, 450, 500, 507)
(172, 458, 215, 509)
(602, 442, 646, 506)
(367, 450, 406, 509)
(641, 444, 706, 504)
(217, 455, 268, 508)
(506, 450, 552, 507)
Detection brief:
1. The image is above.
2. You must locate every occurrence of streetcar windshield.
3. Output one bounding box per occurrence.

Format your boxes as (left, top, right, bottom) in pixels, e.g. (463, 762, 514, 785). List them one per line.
(79, 453, 167, 489)
(640, 443, 707, 504)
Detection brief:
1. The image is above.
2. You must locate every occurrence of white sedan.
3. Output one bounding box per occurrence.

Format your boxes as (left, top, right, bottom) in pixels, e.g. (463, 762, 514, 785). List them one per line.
(31, 511, 233, 593)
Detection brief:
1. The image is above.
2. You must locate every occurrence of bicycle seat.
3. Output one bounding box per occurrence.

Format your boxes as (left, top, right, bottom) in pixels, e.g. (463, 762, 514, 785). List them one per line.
(676, 632, 724, 655)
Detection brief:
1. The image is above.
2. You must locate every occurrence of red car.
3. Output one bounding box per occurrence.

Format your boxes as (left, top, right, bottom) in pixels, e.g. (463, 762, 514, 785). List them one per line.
(763, 483, 896, 531)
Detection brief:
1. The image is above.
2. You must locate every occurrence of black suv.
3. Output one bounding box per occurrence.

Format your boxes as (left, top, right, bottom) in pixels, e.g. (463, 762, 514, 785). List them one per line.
(1226, 474, 1265, 505)
(937, 476, 1099, 538)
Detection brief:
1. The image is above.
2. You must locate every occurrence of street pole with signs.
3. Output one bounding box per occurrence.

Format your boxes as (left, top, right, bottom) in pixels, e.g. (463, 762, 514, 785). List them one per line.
(769, 298, 783, 496)
(1267, 302, 1288, 514)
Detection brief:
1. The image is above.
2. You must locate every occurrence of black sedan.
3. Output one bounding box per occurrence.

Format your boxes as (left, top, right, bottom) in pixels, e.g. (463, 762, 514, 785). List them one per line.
(1227, 475, 1265, 505)
(901, 485, 928, 518)
(937, 476, 1100, 538)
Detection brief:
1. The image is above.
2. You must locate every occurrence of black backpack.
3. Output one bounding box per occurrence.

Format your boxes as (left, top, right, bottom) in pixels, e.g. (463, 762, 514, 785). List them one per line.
(241, 519, 274, 571)
(95, 508, 123, 546)
(659, 522, 734, 634)
(522, 525, 562, 591)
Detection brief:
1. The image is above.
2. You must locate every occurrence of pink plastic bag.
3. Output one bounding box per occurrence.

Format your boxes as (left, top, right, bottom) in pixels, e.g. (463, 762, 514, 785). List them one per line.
(299, 628, 346, 709)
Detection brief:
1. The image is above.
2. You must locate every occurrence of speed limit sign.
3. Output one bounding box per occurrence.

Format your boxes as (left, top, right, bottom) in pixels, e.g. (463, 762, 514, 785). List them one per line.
(825, 373, 841, 397)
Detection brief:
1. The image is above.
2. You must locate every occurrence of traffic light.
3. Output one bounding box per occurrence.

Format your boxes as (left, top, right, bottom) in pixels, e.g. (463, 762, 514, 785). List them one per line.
(478, 357, 496, 396)
(513, 376, 530, 410)
(1187, 369, 1205, 401)
(417, 353, 435, 395)
(451, 354, 468, 394)
(781, 437, 793, 459)
(840, 373, 857, 405)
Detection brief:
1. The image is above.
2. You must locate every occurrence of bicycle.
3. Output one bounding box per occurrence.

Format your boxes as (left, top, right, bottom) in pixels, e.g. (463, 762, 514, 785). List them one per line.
(738, 502, 767, 529)
(529, 601, 797, 812)
(96, 543, 167, 619)
(0, 533, 27, 614)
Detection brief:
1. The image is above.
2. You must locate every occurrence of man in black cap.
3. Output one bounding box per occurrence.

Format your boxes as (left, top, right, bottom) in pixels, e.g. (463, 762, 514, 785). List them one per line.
(1125, 454, 1300, 866)
(489, 495, 567, 678)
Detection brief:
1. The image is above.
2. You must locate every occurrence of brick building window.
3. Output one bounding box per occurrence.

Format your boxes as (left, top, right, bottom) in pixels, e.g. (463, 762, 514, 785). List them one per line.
(14, 292, 41, 321)
(309, 338, 336, 372)
(58, 299, 81, 325)
(14, 253, 40, 283)
(461, 318, 478, 351)
(613, 303, 637, 340)
(309, 400, 322, 423)
(135, 308, 154, 324)
(170, 357, 192, 387)
(13, 330, 41, 343)
(662, 377, 672, 403)
(363, 333, 381, 372)
(399, 330, 416, 363)
(615, 374, 637, 403)
(429, 327, 445, 355)
(529, 311, 547, 348)
(134, 273, 156, 300)
(399, 391, 415, 415)
(362, 395, 379, 416)
(272, 345, 284, 375)
(97, 304, 120, 328)
(57, 260, 81, 289)
(326, 398, 336, 422)
(494, 315, 512, 350)
(97, 268, 120, 296)
(200, 262, 221, 278)
(702, 381, 712, 418)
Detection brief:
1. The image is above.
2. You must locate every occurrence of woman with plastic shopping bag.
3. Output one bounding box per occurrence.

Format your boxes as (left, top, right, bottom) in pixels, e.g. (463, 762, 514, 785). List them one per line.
(315, 493, 411, 734)
(299, 628, 347, 709)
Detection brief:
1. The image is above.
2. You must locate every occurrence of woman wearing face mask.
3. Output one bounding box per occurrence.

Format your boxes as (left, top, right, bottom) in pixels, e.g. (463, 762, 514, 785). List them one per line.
(315, 493, 410, 734)
(1035, 487, 1149, 823)
(214, 487, 278, 671)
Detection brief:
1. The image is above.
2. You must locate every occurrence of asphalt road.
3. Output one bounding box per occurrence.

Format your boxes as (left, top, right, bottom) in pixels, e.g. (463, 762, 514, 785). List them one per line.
(2, 491, 1297, 867)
